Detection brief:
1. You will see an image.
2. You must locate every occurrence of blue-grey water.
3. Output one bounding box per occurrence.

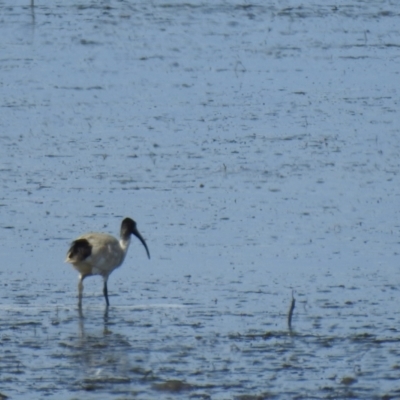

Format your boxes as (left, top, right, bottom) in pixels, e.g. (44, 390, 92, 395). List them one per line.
(1, 1, 400, 399)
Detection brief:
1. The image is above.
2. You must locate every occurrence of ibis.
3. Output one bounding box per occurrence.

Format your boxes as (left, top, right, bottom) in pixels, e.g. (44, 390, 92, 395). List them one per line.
(65, 217, 150, 307)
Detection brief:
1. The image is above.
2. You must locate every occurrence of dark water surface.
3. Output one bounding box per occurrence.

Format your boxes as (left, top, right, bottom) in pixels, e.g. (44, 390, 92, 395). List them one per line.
(1, 1, 400, 399)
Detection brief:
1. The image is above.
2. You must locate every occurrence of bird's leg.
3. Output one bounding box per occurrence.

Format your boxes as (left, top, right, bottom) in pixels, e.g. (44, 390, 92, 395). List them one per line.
(103, 277, 110, 307)
(78, 275, 84, 308)
(78, 274, 90, 308)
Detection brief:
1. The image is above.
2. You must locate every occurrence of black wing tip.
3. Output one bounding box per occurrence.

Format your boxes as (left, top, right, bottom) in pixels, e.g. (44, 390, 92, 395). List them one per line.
(67, 238, 92, 262)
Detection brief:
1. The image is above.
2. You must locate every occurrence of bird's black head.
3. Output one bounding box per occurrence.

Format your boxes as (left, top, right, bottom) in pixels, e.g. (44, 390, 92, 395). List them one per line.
(121, 217, 136, 237)
(121, 217, 150, 259)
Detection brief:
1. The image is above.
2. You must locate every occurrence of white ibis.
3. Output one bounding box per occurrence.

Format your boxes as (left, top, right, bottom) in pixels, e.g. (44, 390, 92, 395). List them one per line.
(65, 217, 150, 307)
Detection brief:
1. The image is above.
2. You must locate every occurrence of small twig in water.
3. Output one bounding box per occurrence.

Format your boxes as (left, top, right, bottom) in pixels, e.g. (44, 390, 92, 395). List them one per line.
(288, 290, 296, 331)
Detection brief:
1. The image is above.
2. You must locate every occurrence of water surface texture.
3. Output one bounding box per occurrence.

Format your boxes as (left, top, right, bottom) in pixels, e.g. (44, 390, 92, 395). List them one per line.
(1, 1, 400, 399)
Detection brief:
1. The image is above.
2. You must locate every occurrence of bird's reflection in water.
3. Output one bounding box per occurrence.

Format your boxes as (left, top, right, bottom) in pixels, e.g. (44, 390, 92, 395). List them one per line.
(30, 0, 35, 25)
(77, 306, 110, 337)
(73, 306, 134, 385)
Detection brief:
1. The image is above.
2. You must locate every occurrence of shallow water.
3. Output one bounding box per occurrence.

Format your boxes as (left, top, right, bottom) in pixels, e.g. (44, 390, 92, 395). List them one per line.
(1, 0, 400, 398)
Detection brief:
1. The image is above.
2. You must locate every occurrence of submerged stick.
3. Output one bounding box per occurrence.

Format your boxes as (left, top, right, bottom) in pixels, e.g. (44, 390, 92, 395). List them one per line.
(288, 290, 296, 331)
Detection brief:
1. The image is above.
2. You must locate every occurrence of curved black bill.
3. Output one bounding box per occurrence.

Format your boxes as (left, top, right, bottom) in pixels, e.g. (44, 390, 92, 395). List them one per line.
(133, 228, 150, 259)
